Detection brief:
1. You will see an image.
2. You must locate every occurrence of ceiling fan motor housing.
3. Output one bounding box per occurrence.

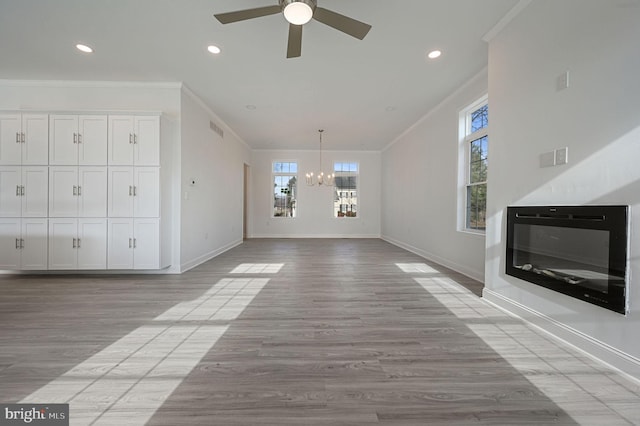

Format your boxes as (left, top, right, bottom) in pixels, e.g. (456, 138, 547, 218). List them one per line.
(280, 0, 317, 25)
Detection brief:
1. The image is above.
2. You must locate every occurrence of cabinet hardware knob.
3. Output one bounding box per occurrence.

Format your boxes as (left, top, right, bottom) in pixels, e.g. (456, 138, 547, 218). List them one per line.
(129, 238, 132, 248)
(73, 238, 77, 248)
(77, 238, 81, 248)
(16, 238, 20, 249)
(133, 238, 137, 248)
(78, 186, 82, 196)
(73, 185, 78, 196)
(22, 133, 25, 143)
(133, 186, 137, 196)
(16, 185, 20, 196)
(16, 132, 20, 143)
(78, 133, 82, 144)
(21, 185, 25, 196)
(73, 133, 77, 144)
(21, 239, 24, 249)
(129, 185, 132, 196)
(129, 133, 133, 144)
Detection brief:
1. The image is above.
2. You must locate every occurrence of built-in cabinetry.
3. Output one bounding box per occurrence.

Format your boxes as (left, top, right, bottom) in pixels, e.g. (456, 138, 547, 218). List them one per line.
(0, 113, 49, 165)
(0, 111, 170, 271)
(0, 218, 48, 270)
(48, 218, 107, 270)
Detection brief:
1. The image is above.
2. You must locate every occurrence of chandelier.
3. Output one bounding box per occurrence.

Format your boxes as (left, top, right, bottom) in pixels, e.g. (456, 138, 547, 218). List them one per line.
(305, 129, 334, 186)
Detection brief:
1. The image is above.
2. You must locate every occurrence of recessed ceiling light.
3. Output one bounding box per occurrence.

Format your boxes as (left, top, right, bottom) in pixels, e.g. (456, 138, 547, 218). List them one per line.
(427, 50, 442, 59)
(76, 44, 93, 53)
(246, 105, 257, 110)
(207, 45, 221, 54)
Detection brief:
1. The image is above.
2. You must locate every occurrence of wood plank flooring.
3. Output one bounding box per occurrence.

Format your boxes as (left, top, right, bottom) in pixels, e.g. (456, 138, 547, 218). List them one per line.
(1, 239, 639, 425)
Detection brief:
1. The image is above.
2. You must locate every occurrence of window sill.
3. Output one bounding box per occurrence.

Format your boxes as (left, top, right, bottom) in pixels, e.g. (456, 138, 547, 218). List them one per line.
(458, 228, 486, 237)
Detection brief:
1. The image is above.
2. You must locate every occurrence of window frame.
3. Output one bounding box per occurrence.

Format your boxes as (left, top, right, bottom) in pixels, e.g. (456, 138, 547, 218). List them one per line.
(333, 161, 359, 219)
(458, 96, 488, 234)
(272, 161, 298, 219)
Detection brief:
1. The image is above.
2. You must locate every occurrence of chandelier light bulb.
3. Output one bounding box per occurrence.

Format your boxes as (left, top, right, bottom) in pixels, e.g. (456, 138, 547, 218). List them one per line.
(283, 2, 313, 25)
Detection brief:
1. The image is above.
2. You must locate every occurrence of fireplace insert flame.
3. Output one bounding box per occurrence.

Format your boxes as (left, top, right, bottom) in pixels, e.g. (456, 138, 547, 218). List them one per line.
(506, 205, 629, 314)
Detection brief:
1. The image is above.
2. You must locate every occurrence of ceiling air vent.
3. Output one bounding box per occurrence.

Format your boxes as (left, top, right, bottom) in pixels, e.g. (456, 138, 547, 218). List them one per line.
(209, 120, 224, 139)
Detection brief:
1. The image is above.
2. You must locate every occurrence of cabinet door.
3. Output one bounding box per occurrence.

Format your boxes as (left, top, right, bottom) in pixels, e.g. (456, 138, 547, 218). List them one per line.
(133, 167, 160, 217)
(49, 167, 78, 217)
(107, 167, 133, 217)
(0, 166, 21, 217)
(79, 115, 107, 166)
(49, 115, 79, 165)
(48, 218, 77, 269)
(133, 218, 159, 269)
(77, 218, 106, 269)
(21, 166, 48, 217)
(22, 114, 49, 165)
(108, 116, 134, 165)
(78, 167, 107, 217)
(0, 114, 22, 165)
(0, 218, 21, 269)
(107, 219, 133, 269)
(134, 116, 160, 166)
(21, 218, 48, 270)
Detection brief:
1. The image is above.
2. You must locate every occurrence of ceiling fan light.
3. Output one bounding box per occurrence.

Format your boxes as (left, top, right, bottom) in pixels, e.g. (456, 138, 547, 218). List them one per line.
(283, 2, 313, 25)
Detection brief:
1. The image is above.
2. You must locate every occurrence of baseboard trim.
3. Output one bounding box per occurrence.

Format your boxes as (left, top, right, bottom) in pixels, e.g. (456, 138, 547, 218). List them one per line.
(483, 288, 640, 383)
(180, 239, 244, 273)
(381, 235, 484, 283)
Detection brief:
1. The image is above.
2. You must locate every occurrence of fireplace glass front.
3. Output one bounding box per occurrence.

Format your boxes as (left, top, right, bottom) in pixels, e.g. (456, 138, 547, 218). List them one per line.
(506, 206, 628, 314)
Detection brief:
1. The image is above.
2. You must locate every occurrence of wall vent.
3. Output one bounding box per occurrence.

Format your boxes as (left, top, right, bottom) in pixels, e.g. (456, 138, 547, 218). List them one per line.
(209, 120, 224, 139)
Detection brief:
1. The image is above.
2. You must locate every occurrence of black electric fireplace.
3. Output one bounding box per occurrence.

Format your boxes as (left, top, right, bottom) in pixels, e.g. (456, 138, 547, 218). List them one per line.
(506, 205, 629, 314)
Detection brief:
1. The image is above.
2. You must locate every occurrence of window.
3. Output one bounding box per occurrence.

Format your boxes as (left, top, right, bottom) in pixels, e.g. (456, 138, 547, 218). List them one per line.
(333, 162, 358, 218)
(273, 162, 297, 218)
(459, 98, 488, 232)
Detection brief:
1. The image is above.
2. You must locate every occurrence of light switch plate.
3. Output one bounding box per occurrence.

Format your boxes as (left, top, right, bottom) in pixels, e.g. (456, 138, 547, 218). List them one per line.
(555, 147, 568, 165)
(540, 151, 556, 168)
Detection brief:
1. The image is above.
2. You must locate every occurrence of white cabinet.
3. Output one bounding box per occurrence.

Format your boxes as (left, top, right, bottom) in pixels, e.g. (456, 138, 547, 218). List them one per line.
(0, 114, 48, 165)
(108, 115, 159, 166)
(0, 218, 48, 269)
(108, 167, 159, 217)
(107, 218, 159, 269)
(0, 166, 48, 217)
(49, 115, 107, 166)
(48, 218, 107, 269)
(49, 166, 107, 217)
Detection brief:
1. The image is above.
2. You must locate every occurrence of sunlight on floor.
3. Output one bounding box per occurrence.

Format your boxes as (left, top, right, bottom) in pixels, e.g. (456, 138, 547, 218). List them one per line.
(395, 263, 440, 274)
(154, 278, 269, 321)
(21, 325, 228, 425)
(416, 276, 640, 425)
(20, 271, 274, 425)
(230, 263, 284, 274)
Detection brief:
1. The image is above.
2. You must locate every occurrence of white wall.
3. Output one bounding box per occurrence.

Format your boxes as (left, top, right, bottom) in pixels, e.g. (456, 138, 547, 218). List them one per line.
(250, 149, 381, 238)
(179, 89, 251, 271)
(380, 70, 488, 282)
(484, 0, 640, 377)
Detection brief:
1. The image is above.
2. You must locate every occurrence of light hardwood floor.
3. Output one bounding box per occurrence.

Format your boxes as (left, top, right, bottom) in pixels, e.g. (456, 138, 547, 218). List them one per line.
(1, 239, 639, 425)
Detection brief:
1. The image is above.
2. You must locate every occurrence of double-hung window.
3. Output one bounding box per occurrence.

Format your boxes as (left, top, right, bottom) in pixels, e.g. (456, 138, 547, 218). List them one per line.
(333, 162, 358, 218)
(273, 161, 297, 218)
(460, 98, 488, 232)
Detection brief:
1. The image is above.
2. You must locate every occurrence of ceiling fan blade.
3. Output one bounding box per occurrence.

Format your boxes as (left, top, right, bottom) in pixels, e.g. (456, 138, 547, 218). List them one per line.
(214, 5, 281, 24)
(287, 24, 303, 58)
(313, 7, 371, 40)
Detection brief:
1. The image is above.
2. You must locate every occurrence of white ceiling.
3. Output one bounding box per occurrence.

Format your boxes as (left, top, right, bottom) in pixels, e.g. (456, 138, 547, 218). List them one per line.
(0, 0, 519, 151)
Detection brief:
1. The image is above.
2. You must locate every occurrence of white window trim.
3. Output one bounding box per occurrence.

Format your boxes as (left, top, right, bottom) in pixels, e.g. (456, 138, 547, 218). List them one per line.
(333, 161, 360, 219)
(272, 160, 298, 219)
(457, 95, 488, 235)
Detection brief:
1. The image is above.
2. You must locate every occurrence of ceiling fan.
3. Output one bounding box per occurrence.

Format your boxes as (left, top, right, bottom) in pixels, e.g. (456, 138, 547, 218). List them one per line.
(214, 0, 372, 58)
